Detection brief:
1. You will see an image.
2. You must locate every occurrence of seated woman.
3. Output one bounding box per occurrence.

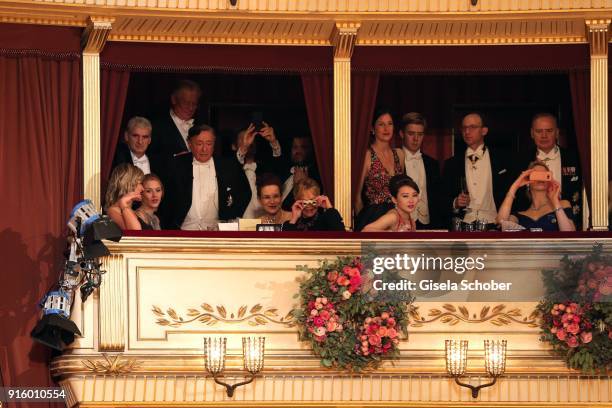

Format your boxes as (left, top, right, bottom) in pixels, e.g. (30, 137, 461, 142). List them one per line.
(282, 178, 345, 231)
(362, 174, 419, 232)
(105, 163, 145, 230)
(135, 173, 164, 230)
(496, 161, 575, 231)
(354, 107, 405, 230)
(257, 173, 292, 225)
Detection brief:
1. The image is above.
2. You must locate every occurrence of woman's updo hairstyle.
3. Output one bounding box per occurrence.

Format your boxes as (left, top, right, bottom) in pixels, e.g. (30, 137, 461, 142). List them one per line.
(389, 174, 420, 197)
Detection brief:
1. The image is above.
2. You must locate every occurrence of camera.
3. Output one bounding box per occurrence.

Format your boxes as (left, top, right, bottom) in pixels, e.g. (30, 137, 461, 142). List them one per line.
(302, 199, 317, 207)
(529, 171, 552, 182)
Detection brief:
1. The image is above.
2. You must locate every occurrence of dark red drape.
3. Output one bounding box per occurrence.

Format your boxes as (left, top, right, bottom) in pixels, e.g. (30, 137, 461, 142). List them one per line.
(0, 50, 82, 407)
(568, 70, 591, 211)
(350, 72, 380, 202)
(301, 73, 334, 201)
(101, 67, 131, 195)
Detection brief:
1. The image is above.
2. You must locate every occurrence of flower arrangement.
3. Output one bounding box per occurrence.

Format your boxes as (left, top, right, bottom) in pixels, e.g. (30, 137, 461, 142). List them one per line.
(537, 244, 611, 373)
(294, 256, 410, 371)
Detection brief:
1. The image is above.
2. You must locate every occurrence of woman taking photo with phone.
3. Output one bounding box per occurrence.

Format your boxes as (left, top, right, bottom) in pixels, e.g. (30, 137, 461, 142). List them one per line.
(496, 161, 575, 231)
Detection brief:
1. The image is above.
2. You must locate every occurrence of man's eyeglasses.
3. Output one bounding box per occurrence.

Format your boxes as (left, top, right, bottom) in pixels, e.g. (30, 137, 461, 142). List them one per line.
(461, 125, 482, 132)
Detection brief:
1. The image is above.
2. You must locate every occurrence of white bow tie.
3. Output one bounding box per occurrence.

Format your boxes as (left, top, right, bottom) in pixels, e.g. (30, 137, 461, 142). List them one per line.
(406, 152, 422, 161)
(133, 156, 147, 164)
(537, 148, 559, 162)
(193, 160, 211, 168)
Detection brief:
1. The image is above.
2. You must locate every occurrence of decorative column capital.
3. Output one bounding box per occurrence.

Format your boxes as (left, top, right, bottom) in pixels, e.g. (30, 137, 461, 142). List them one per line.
(332, 22, 360, 60)
(81, 16, 113, 54)
(586, 19, 610, 58)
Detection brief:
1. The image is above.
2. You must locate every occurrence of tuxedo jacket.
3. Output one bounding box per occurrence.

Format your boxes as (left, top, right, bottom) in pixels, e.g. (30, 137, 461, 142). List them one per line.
(159, 154, 251, 229)
(516, 146, 582, 223)
(149, 113, 192, 158)
(420, 153, 444, 228)
(110, 143, 166, 178)
(443, 145, 515, 226)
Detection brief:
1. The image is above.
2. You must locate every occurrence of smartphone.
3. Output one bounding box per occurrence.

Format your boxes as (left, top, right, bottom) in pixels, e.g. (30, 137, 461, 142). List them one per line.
(529, 171, 552, 182)
(251, 111, 264, 132)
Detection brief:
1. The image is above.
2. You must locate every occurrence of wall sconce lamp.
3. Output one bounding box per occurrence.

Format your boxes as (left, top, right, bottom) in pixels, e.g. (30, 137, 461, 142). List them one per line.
(471, 0, 478, 5)
(229, 0, 237, 6)
(445, 339, 507, 398)
(204, 337, 265, 397)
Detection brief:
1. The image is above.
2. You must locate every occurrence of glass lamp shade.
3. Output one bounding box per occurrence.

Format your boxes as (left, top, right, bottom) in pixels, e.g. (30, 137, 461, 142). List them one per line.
(484, 340, 507, 377)
(204, 337, 227, 375)
(445, 340, 468, 376)
(242, 337, 265, 374)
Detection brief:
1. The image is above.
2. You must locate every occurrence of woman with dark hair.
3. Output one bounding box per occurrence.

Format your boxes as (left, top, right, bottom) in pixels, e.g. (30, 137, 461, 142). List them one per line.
(282, 178, 345, 231)
(257, 173, 292, 225)
(355, 107, 405, 214)
(496, 161, 575, 231)
(105, 163, 145, 230)
(135, 173, 164, 230)
(362, 174, 419, 232)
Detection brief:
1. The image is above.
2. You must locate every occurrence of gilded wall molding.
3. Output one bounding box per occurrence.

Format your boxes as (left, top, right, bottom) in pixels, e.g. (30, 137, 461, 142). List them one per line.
(99, 253, 126, 351)
(82, 353, 141, 374)
(409, 304, 538, 328)
(81, 16, 113, 53)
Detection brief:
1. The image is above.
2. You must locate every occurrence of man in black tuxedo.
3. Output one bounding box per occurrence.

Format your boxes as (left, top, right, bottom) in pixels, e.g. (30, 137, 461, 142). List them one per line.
(149, 80, 202, 174)
(399, 112, 443, 229)
(280, 135, 321, 210)
(159, 124, 251, 230)
(517, 113, 582, 227)
(111, 116, 163, 176)
(443, 112, 514, 227)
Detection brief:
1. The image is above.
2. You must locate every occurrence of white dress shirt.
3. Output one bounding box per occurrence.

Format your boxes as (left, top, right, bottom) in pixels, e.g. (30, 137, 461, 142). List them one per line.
(282, 167, 297, 202)
(464, 145, 497, 223)
(181, 158, 219, 230)
(130, 151, 151, 175)
(537, 146, 562, 191)
(242, 162, 264, 219)
(170, 109, 194, 152)
(403, 148, 430, 225)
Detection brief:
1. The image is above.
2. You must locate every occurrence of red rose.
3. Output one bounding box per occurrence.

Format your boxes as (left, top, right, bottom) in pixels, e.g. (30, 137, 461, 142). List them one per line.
(566, 336, 579, 348)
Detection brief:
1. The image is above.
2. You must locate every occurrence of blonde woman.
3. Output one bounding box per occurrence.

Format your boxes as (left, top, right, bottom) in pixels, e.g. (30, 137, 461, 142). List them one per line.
(135, 173, 164, 230)
(105, 163, 144, 230)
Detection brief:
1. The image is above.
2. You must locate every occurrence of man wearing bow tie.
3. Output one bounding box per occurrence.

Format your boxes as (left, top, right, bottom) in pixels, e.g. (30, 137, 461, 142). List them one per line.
(518, 112, 582, 226)
(150, 80, 202, 179)
(399, 112, 442, 228)
(443, 112, 514, 226)
(111, 116, 163, 176)
(159, 124, 250, 230)
(280, 135, 321, 210)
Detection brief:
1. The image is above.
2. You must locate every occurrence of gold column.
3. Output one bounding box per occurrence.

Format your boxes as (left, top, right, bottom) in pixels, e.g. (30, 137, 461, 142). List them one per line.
(587, 19, 610, 231)
(99, 253, 125, 351)
(332, 23, 359, 229)
(81, 17, 112, 210)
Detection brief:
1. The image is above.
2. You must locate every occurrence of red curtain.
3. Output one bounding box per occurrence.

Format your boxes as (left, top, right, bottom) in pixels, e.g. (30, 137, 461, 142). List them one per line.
(569, 69, 591, 217)
(301, 73, 334, 201)
(101, 67, 131, 195)
(0, 50, 82, 407)
(350, 72, 380, 202)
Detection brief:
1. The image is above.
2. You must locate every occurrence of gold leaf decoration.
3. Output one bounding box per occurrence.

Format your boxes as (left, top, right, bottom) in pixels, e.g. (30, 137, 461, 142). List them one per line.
(152, 302, 296, 328)
(82, 354, 140, 374)
(409, 304, 537, 327)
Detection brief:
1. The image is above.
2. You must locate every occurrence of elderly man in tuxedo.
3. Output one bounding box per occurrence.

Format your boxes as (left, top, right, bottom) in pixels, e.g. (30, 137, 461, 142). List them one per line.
(160, 124, 250, 230)
(280, 135, 321, 210)
(517, 112, 582, 227)
(443, 112, 514, 227)
(149, 80, 202, 165)
(399, 112, 442, 229)
(111, 116, 163, 176)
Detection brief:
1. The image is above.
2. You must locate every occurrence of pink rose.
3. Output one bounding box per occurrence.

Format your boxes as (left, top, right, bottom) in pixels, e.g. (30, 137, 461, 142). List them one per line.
(310, 309, 318, 316)
(368, 334, 382, 346)
(313, 326, 327, 337)
(377, 327, 388, 337)
(556, 329, 567, 341)
(572, 315, 581, 324)
(367, 324, 380, 335)
(387, 318, 396, 327)
(566, 336, 579, 348)
(588, 279, 598, 289)
(319, 310, 330, 320)
(558, 304, 566, 311)
(566, 323, 580, 335)
(349, 275, 362, 291)
(326, 320, 338, 332)
(327, 271, 338, 281)
(561, 313, 573, 323)
(580, 331, 592, 344)
(313, 317, 324, 327)
(386, 328, 398, 339)
(381, 312, 390, 320)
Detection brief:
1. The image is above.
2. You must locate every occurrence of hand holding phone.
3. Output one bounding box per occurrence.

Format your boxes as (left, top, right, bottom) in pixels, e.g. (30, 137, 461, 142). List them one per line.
(529, 171, 552, 182)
